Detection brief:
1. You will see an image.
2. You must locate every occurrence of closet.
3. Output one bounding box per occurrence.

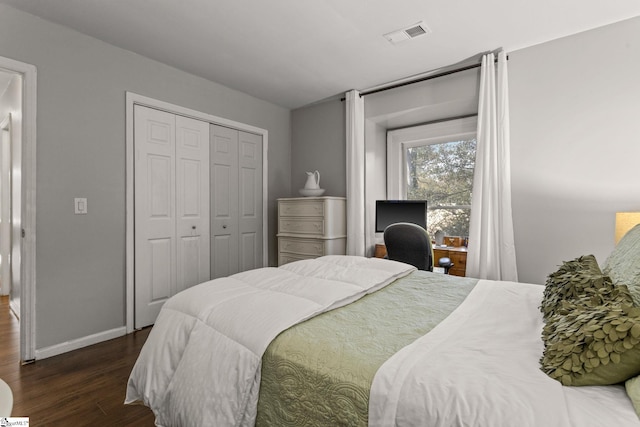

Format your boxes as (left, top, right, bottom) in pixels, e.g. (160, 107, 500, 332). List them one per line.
(134, 105, 210, 328)
(133, 105, 264, 328)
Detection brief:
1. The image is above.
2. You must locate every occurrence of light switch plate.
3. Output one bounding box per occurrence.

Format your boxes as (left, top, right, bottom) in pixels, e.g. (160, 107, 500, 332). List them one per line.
(75, 198, 87, 214)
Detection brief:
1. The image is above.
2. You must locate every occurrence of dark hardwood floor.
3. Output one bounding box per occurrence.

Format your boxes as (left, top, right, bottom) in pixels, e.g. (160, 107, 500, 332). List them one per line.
(0, 296, 156, 426)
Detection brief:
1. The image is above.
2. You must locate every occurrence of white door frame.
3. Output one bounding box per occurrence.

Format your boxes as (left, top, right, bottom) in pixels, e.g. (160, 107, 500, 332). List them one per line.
(0, 56, 37, 363)
(0, 113, 12, 297)
(125, 92, 268, 333)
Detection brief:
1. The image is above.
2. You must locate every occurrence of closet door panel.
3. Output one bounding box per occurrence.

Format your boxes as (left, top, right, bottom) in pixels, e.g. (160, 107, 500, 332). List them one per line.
(135, 107, 210, 328)
(176, 115, 210, 293)
(149, 238, 172, 301)
(134, 105, 176, 328)
(210, 124, 239, 278)
(240, 231, 258, 272)
(212, 234, 234, 279)
(238, 131, 263, 271)
(178, 236, 202, 291)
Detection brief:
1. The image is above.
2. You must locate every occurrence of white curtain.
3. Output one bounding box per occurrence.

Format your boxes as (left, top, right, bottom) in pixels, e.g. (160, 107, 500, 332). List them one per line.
(345, 89, 366, 256)
(467, 51, 518, 281)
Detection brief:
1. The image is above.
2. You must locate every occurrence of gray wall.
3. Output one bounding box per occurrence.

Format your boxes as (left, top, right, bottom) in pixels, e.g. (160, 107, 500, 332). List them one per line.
(510, 16, 640, 284)
(291, 99, 345, 197)
(291, 16, 640, 285)
(0, 5, 291, 349)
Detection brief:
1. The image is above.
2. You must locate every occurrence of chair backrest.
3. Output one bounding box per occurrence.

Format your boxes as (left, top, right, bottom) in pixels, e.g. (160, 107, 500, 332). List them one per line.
(383, 222, 433, 271)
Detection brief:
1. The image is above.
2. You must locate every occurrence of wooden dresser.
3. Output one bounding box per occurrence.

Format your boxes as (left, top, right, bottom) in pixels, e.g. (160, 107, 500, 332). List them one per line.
(277, 197, 346, 266)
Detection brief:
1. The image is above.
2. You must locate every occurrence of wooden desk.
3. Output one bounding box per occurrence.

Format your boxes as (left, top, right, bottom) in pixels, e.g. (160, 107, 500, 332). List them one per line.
(433, 246, 467, 277)
(374, 243, 388, 259)
(374, 243, 467, 277)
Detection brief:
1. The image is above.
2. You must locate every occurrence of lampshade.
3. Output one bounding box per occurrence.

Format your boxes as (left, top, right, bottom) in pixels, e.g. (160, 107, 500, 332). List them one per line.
(615, 212, 640, 244)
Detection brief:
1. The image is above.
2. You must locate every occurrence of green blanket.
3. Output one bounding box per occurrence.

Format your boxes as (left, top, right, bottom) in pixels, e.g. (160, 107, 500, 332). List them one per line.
(256, 270, 478, 426)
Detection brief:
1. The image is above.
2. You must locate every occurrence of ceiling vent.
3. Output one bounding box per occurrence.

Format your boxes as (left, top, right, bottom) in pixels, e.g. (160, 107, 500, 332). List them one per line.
(384, 22, 431, 45)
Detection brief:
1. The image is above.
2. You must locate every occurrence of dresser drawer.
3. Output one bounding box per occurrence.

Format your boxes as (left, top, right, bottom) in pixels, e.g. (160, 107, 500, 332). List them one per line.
(279, 200, 325, 217)
(278, 252, 316, 266)
(278, 237, 324, 256)
(279, 218, 325, 235)
(277, 236, 346, 266)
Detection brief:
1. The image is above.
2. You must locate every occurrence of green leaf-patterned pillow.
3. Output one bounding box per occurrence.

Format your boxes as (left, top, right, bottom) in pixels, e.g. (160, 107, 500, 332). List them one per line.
(540, 285, 640, 386)
(540, 255, 606, 320)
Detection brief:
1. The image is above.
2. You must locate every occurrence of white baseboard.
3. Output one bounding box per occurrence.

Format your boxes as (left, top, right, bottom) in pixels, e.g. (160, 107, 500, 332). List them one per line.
(35, 326, 127, 360)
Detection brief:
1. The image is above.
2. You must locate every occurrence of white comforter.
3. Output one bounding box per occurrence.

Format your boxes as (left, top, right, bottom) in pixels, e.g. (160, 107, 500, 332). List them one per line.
(369, 279, 640, 427)
(125, 256, 414, 427)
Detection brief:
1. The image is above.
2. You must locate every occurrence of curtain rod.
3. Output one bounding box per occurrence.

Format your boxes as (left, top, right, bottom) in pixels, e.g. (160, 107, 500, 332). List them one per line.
(341, 55, 506, 101)
(361, 62, 481, 97)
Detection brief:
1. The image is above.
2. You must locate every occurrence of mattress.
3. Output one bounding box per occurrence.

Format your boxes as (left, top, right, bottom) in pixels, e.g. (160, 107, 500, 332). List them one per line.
(126, 255, 640, 426)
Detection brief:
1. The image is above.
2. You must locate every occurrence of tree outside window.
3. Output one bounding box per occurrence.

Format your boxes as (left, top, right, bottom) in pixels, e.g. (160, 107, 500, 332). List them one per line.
(406, 138, 476, 237)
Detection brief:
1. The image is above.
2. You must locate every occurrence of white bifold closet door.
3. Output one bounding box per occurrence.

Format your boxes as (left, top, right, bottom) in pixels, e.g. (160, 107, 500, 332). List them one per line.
(134, 105, 210, 328)
(210, 124, 263, 279)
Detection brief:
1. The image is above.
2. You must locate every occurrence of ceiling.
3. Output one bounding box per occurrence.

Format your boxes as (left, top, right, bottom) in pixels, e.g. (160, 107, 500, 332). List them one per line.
(2, 0, 640, 109)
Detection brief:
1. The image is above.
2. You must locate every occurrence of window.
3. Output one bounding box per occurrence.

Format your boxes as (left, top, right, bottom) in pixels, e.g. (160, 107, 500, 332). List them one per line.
(386, 117, 477, 237)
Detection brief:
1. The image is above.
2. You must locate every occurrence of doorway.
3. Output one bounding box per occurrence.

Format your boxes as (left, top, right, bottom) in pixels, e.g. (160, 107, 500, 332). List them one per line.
(0, 56, 37, 363)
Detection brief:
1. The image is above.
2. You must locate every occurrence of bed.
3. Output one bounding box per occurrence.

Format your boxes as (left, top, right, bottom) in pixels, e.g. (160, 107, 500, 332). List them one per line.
(125, 226, 640, 427)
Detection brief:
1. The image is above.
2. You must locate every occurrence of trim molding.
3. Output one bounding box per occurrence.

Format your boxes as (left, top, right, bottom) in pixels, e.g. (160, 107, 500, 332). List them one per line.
(125, 92, 269, 333)
(35, 327, 126, 360)
(386, 116, 477, 199)
(0, 114, 10, 297)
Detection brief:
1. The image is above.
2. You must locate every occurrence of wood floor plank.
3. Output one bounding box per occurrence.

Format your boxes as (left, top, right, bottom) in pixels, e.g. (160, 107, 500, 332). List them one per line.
(0, 296, 156, 426)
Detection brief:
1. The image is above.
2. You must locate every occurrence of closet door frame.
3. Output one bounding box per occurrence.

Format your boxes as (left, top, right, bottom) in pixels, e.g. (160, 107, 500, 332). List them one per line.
(125, 92, 268, 333)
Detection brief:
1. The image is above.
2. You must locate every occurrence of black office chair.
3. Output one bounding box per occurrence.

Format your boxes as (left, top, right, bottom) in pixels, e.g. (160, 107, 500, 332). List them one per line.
(384, 222, 434, 271)
(438, 257, 454, 274)
(384, 222, 455, 273)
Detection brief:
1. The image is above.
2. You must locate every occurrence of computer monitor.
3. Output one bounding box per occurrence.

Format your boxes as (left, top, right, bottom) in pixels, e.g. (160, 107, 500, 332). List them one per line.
(375, 200, 427, 233)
